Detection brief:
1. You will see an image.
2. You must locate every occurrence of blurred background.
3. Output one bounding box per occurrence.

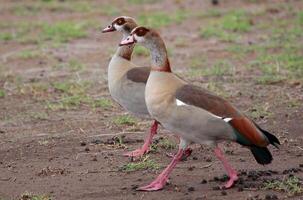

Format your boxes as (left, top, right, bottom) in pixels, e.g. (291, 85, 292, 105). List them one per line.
(0, 0, 302, 200)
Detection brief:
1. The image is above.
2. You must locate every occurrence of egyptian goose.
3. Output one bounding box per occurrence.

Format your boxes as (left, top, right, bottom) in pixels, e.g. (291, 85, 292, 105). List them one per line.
(119, 27, 280, 191)
(102, 17, 158, 157)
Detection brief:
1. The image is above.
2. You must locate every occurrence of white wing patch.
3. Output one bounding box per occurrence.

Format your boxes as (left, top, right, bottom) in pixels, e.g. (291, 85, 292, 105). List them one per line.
(176, 99, 188, 106)
(200, 108, 233, 123)
(175, 98, 232, 123)
(223, 117, 232, 122)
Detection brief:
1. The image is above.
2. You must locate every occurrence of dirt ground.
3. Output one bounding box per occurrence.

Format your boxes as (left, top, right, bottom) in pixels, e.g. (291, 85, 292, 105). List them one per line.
(0, 0, 303, 200)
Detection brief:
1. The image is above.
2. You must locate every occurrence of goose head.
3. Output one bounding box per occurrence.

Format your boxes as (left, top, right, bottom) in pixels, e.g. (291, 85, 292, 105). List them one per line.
(119, 26, 152, 46)
(102, 16, 137, 34)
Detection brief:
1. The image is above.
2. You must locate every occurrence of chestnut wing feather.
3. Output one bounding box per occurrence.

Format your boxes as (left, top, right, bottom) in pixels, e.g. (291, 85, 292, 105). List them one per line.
(175, 85, 241, 118)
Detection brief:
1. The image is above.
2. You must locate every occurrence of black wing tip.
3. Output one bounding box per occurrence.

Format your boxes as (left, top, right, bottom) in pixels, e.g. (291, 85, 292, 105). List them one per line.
(262, 129, 281, 149)
(250, 146, 273, 165)
(253, 122, 281, 149)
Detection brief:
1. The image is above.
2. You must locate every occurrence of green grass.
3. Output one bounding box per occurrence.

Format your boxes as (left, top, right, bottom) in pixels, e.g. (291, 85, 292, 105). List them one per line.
(29, 112, 49, 120)
(0, 20, 89, 45)
(199, 26, 238, 42)
(263, 176, 302, 196)
(100, 4, 120, 16)
(66, 59, 85, 72)
(127, 0, 159, 4)
(158, 138, 176, 150)
(45, 80, 114, 111)
(253, 49, 303, 82)
(92, 98, 112, 109)
(287, 99, 302, 108)
(0, 20, 93, 44)
(224, 9, 303, 83)
(298, 11, 303, 25)
(120, 155, 160, 172)
(52, 81, 90, 95)
(20, 192, 51, 200)
(198, 9, 222, 18)
(0, 89, 5, 98)
(206, 82, 230, 98)
(133, 46, 150, 57)
(54, 59, 85, 72)
(174, 37, 188, 47)
(11, 1, 94, 16)
(247, 104, 272, 119)
(221, 10, 252, 32)
(256, 75, 285, 85)
(199, 10, 251, 42)
(0, 32, 13, 41)
(189, 59, 233, 77)
(206, 61, 234, 76)
(0, 22, 41, 44)
(42, 21, 88, 43)
(46, 95, 90, 110)
(46, 81, 93, 110)
(16, 50, 43, 59)
(138, 10, 188, 28)
(27, 82, 49, 96)
(113, 115, 136, 126)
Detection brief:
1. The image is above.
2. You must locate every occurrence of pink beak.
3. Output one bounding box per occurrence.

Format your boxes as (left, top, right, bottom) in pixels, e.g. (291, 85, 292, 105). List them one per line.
(119, 35, 135, 46)
(102, 25, 116, 33)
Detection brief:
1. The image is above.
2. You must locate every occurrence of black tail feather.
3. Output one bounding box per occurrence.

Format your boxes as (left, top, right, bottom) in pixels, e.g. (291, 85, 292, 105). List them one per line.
(250, 146, 273, 165)
(253, 122, 280, 149)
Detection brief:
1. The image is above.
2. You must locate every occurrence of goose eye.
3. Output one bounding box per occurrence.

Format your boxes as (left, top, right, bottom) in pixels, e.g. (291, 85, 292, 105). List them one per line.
(136, 28, 146, 37)
(116, 18, 125, 25)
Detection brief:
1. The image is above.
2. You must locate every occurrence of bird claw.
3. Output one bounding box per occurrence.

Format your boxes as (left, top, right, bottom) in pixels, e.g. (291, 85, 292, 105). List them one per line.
(223, 174, 238, 189)
(123, 148, 148, 158)
(137, 180, 166, 191)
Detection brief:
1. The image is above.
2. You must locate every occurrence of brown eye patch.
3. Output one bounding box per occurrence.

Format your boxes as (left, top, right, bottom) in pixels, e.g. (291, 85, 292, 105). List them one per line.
(115, 17, 126, 26)
(135, 27, 149, 37)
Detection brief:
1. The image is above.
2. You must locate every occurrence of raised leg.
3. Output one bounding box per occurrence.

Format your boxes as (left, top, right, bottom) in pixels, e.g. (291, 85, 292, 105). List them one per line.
(214, 146, 238, 188)
(124, 120, 159, 158)
(138, 138, 188, 191)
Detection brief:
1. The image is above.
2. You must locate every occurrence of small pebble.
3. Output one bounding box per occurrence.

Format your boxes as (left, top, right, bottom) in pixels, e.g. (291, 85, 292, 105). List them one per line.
(85, 147, 90, 152)
(221, 191, 227, 196)
(188, 166, 195, 171)
(201, 179, 207, 184)
(80, 141, 86, 146)
(237, 177, 244, 184)
(131, 185, 138, 190)
(240, 171, 247, 175)
(206, 157, 212, 162)
(212, 186, 220, 190)
(265, 194, 278, 200)
(91, 139, 102, 144)
(188, 186, 195, 192)
(193, 156, 198, 160)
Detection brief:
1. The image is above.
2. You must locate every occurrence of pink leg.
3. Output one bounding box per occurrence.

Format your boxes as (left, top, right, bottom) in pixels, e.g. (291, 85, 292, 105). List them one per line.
(124, 121, 159, 158)
(166, 147, 193, 161)
(138, 148, 184, 191)
(214, 146, 238, 188)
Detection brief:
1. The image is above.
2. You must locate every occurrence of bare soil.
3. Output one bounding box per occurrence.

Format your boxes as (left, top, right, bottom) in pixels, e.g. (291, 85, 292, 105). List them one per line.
(0, 0, 303, 200)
